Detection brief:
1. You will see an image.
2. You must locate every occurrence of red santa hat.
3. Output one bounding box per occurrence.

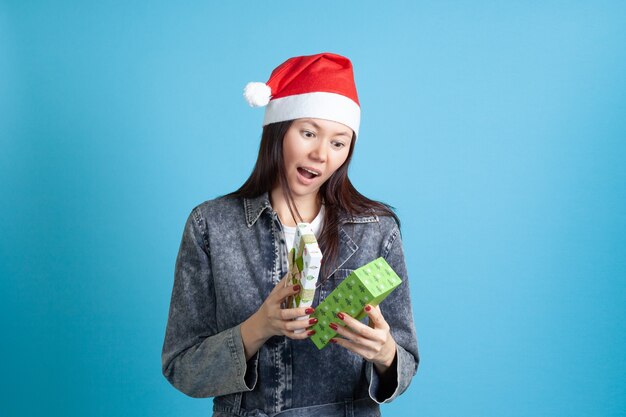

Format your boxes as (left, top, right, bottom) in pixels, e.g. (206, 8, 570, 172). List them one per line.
(243, 52, 361, 137)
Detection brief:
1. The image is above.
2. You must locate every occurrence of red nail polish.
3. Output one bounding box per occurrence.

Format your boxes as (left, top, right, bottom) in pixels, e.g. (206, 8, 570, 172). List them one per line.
(337, 312, 345, 320)
(329, 322, 338, 331)
(307, 330, 315, 336)
(293, 285, 301, 292)
(329, 338, 337, 344)
(305, 307, 314, 314)
(309, 318, 318, 325)
(365, 305, 372, 312)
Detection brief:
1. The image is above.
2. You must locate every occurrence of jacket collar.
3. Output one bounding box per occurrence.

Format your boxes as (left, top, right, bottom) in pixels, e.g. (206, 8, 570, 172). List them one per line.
(243, 192, 379, 227)
(244, 193, 273, 228)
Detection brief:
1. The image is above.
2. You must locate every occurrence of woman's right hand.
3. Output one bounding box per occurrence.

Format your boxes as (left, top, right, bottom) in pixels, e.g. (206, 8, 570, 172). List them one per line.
(240, 273, 317, 360)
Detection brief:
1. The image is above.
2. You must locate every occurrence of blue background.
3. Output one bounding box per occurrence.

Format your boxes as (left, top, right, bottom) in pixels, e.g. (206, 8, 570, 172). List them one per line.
(1, 1, 625, 416)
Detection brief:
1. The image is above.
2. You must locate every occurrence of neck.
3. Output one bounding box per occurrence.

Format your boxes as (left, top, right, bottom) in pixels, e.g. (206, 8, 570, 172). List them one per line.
(270, 187, 321, 226)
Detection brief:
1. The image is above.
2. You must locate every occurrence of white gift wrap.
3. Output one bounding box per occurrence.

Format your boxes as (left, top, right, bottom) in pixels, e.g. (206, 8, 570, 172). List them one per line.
(290, 223, 323, 332)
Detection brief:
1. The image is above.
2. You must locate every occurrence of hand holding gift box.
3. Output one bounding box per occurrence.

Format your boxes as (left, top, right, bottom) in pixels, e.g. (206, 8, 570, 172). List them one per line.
(308, 257, 402, 349)
(285, 223, 323, 333)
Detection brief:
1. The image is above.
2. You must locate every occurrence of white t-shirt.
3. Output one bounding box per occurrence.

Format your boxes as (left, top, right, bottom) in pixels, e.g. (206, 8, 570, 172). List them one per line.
(282, 205, 325, 253)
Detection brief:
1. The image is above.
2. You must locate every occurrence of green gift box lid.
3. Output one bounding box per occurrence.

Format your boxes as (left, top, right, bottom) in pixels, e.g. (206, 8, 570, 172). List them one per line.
(309, 257, 402, 350)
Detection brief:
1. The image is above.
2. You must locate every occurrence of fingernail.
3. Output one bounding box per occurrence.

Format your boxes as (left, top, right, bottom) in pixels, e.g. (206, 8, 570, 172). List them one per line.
(336, 312, 345, 320)
(293, 285, 301, 292)
(309, 318, 318, 325)
(365, 305, 372, 312)
(307, 330, 316, 336)
(329, 322, 338, 331)
(329, 338, 337, 344)
(305, 307, 314, 314)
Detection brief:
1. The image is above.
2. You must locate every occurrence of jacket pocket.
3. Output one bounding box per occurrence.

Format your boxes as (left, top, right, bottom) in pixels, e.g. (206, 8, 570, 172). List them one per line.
(319, 268, 354, 302)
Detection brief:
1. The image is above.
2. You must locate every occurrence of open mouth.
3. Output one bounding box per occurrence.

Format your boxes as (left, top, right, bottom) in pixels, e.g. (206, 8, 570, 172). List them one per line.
(297, 167, 321, 180)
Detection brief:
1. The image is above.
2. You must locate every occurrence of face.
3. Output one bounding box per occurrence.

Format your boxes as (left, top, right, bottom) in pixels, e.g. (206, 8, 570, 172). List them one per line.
(281, 118, 353, 200)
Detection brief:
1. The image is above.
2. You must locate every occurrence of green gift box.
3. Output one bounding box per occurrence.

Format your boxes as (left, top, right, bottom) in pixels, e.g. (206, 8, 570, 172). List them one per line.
(309, 257, 402, 350)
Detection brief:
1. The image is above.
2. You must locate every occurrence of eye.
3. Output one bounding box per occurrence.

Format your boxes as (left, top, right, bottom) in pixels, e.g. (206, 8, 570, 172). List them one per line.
(301, 130, 316, 139)
(331, 140, 346, 149)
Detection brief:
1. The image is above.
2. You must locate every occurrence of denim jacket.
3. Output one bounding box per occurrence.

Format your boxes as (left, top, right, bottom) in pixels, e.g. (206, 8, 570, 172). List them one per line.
(162, 193, 419, 416)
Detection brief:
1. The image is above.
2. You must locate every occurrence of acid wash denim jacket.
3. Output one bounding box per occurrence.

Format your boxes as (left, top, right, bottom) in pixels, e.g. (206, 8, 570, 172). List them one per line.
(162, 193, 419, 417)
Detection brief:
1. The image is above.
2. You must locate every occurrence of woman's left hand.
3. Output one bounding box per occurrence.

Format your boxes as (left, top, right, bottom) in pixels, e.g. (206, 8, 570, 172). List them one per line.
(330, 305, 397, 373)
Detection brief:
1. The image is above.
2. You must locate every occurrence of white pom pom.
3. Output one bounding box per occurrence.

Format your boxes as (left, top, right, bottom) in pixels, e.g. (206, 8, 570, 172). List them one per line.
(243, 82, 271, 107)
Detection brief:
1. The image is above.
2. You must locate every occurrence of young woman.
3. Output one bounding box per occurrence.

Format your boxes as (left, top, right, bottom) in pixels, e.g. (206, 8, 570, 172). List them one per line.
(162, 53, 419, 417)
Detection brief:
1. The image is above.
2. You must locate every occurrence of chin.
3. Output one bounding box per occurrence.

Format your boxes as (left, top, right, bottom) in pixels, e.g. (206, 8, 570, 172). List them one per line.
(290, 183, 319, 198)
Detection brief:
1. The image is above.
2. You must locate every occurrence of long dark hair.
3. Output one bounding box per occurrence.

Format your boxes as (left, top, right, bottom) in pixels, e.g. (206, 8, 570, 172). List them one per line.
(228, 120, 400, 278)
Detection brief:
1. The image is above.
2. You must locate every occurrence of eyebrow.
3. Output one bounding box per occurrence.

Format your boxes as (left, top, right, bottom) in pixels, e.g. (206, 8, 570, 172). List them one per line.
(301, 119, 351, 138)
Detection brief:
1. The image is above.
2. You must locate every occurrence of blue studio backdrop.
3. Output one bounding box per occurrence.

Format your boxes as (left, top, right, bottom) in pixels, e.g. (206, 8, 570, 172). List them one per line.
(1, 1, 625, 416)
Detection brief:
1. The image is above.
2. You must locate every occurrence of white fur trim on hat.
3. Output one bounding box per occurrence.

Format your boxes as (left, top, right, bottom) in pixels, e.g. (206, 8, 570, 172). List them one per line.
(263, 92, 361, 137)
(243, 82, 272, 107)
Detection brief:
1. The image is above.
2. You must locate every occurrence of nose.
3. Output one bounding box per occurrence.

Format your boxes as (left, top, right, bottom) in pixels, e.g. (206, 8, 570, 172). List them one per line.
(309, 139, 327, 163)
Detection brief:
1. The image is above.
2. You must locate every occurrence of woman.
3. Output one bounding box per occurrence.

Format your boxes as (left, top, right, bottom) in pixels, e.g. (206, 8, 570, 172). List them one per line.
(162, 52, 419, 416)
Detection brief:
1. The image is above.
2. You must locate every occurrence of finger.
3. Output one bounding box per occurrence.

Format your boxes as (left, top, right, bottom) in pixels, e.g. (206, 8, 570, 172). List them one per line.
(272, 272, 291, 292)
(329, 320, 382, 351)
(283, 316, 318, 331)
(330, 337, 378, 362)
(273, 282, 301, 304)
(284, 328, 316, 340)
(335, 312, 382, 342)
(268, 274, 291, 301)
(268, 273, 300, 300)
(363, 305, 389, 331)
(278, 306, 316, 321)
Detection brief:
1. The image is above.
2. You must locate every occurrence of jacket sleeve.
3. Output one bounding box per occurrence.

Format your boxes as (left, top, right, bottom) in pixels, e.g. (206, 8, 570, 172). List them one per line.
(366, 222, 419, 403)
(161, 207, 259, 398)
